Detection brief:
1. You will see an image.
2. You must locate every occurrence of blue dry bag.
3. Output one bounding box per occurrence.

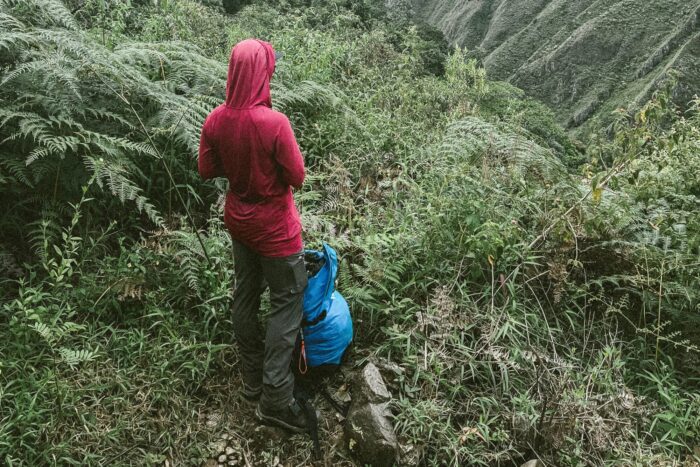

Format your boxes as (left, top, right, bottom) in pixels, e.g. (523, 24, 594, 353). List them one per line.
(298, 243, 353, 370)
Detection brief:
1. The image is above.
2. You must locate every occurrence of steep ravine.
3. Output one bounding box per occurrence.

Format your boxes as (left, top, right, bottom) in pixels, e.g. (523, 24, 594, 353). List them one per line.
(414, 0, 700, 132)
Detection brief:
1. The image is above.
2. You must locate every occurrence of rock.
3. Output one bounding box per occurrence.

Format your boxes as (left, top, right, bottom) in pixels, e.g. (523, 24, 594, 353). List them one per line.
(209, 439, 226, 455)
(521, 461, 545, 467)
(228, 461, 238, 466)
(225, 446, 234, 455)
(334, 383, 352, 404)
(254, 424, 290, 443)
(346, 402, 399, 467)
(205, 412, 222, 430)
(217, 454, 227, 463)
(399, 443, 420, 466)
(345, 362, 400, 466)
(354, 362, 391, 405)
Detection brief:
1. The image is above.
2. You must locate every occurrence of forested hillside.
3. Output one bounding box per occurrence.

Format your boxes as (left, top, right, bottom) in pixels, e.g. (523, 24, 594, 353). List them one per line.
(1, 0, 699, 466)
(413, 0, 700, 133)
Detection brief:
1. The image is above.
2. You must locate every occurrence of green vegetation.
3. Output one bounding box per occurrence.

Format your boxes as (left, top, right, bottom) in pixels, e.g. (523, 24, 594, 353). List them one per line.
(1, 0, 699, 465)
(414, 0, 700, 135)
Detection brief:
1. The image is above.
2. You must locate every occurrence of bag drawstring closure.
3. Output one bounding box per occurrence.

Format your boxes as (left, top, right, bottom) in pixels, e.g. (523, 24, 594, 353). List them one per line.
(298, 328, 308, 375)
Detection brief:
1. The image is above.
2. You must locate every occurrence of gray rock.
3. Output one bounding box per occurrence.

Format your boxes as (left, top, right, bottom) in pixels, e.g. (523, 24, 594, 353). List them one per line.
(225, 446, 234, 455)
(217, 454, 227, 463)
(346, 402, 399, 467)
(345, 362, 401, 466)
(399, 443, 420, 466)
(354, 362, 391, 405)
(209, 439, 226, 455)
(254, 424, 290, 443)
(521, 460, 545, 467)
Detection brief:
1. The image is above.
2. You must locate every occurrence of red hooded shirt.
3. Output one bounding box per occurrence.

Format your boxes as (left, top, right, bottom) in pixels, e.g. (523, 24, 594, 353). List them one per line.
(198, 39, 305, 257)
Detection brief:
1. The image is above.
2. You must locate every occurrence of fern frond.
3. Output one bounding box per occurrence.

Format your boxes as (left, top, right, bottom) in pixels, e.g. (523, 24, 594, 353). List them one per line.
(58, 347, 96, 367)
(26, 135, 84, 164)
(0, 0, 77, 30)
(273, 80, 343, 114)
(85, 157, 163, 225)
(0, 11, 25, 31)
(60, 321, 86, 334)
(2, 51, 82, 100)
(28, 216, 61, 262)
(31, 321, 56, 345)
(0, 156, 32, 187)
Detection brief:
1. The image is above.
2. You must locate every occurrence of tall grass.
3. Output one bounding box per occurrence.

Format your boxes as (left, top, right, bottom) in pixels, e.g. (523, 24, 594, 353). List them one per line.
(1, 0, 698, 465)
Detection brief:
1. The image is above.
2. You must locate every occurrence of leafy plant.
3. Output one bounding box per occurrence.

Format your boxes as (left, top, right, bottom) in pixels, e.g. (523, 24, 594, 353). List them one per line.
(1, 0, 698, 466)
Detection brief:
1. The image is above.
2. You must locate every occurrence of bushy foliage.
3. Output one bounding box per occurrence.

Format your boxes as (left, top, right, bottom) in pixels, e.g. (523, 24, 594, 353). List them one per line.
(1, 0, 698, 466)
(0, 0, 340, 261)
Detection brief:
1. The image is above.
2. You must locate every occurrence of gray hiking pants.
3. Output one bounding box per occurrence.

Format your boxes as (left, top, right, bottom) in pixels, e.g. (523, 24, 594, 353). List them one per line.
(231, 240, 307, 411)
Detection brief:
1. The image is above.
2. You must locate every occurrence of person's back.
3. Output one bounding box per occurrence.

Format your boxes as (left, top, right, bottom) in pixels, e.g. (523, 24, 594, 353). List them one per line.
(198, 39, 310, 433)
(199, 39, 304, 257)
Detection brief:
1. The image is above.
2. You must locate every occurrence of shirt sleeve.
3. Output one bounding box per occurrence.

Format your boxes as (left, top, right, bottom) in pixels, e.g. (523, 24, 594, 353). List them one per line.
(273, 116, 305, 189)
(198, 117, 224, 180)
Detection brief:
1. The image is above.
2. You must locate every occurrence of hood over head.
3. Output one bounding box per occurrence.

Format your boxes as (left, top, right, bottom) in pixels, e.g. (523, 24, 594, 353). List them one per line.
(225, 39, 276, 109)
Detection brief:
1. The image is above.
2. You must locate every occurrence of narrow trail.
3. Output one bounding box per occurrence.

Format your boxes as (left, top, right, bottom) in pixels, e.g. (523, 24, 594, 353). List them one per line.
(198, 369, 354, 466)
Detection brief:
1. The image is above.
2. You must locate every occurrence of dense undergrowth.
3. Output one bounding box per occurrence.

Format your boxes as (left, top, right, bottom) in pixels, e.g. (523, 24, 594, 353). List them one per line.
(1, 0, 699, 465)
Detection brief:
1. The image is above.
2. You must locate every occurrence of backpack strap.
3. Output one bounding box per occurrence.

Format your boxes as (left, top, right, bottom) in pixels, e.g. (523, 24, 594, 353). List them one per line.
(295, 387, 321, 460)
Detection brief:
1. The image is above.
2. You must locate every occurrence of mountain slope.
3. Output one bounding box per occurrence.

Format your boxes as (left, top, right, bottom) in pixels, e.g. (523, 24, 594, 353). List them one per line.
(414, 0, 700, 132)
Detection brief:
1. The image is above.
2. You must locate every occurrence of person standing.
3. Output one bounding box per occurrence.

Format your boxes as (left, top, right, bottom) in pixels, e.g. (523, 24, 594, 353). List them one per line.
(198, 39, 309, 433)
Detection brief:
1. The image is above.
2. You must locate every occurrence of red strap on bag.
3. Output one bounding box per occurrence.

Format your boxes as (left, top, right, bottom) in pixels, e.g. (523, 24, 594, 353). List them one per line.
(298, 330, 308, 375)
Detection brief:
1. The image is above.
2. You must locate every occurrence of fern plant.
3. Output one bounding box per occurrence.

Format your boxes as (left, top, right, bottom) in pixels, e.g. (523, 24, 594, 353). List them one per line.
(0, 0, 341, 261)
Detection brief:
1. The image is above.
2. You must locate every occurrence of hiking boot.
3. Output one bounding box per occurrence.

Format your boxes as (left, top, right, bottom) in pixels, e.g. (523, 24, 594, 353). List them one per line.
(241, 383, 261, 408)
(255, 399, 309, 433)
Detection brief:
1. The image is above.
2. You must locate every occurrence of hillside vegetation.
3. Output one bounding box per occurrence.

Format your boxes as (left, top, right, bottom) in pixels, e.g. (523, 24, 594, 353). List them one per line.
(413, 0, 700, 133)
(1, 0, 699, 466)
